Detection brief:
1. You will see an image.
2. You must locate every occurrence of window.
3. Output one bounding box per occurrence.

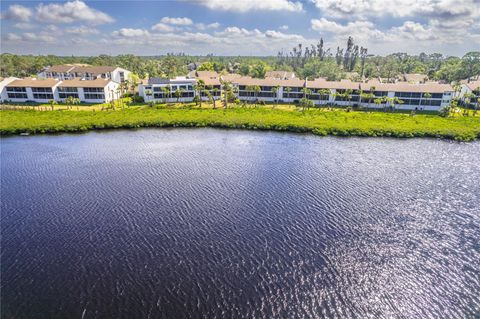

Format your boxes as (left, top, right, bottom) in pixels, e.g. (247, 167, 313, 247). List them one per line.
(59, 87, 78, 93)
(6, 87, 27, 99)
(84, 93, 105, 100)
(7, 92, 28, 99)
(59, 93, 79, 99)
(6, 87, 27, 92)
(83, 87, 104, 93)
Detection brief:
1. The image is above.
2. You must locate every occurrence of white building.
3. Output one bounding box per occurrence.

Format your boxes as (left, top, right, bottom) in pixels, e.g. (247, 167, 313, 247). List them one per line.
(140, 77, 196, 103)
(0, 77, 21, 102)
(38, 65, 130, 83)
(57, 78, 120, 103)
(138, 73, 454, 111)
(2, 78, 119, 103)
(140, 72, 224, 103)
(459, 80, 480, 108)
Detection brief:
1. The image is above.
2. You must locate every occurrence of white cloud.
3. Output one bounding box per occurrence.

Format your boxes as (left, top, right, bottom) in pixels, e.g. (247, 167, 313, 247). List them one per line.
(6, 33, 22, 41)
(45, 25, 60, 32)
(195, 22, 220, 30)
(311, 18, 385, 41)
(160, 17, 193, 26)
(311, 0, 479, 23)
(151, 23, 176, 32)
(66, 26, 100, 35)
(391, 21, 438, 41)
(104, 26, 310, 55)
(112, 28, 150, 37)
(195, 0, 303, 12)
(279, 25, 289, 30)
(1, 4, 33, 22)
(36, 0, 114, 24)
(13, 22, 35, 30)
(6, 32, 56, 43)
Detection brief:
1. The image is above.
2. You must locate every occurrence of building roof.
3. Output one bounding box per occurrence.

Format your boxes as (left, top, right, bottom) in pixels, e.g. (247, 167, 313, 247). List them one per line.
(308, 79, 361, 90)
(400, 73, 428, 83)
(229, 76, 305, 88)
(361, 81, 453, 93)
(265, 71, 295, 80)
(59, 78, 114, 88)
(7, 78, 61, 88)
(194, 71, 219, 79)
(220, 74, 242, 82)
(197, 76, 221, 86)
(45, 65, 77, 73)
(464, 81, 480, 91)
(44, 65, 119, 75)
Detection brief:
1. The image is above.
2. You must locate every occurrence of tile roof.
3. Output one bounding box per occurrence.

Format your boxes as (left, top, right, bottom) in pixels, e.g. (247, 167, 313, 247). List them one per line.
(7, 78, 61, 88)
(45, 65, 118, 75)
(265, 71, 295, 79)
(464, 81, 480, 91)
(59, 78, 114, 88)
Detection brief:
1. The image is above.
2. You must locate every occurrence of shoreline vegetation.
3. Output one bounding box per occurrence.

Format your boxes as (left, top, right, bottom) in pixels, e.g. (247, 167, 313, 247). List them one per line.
(1, 102, 479, 141)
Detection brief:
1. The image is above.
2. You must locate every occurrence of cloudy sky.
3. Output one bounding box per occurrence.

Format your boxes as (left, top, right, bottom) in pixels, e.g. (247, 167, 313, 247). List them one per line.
(1, 0, 479, 56)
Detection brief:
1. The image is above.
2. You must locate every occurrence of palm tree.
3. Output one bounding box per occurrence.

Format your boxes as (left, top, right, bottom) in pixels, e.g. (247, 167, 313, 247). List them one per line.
(253, 85, 261, 107)
(213, 87, 220, 108)
(174, 88, 184, 103)
(271, 85, 280, 108)
(391, 97, 404, 112)
(221, 81, 232, 109)
(115, 87, 123, 109)
(374, 97, 383, 110)
(319, 88, 330, 106)
(161, 86, 170, 104)
(300, 88, 311, 110)
(195, 80, 206, 107)
(344, 89, 353, 107)
(284, 87, 292, 103)
(204, 90, 213, 108)
(65, 96, 74, 110)
(48, 99, 57, 111)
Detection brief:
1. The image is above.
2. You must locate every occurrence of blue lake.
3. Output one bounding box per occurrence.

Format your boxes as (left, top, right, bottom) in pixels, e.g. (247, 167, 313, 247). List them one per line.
(1, 129, 479, 318)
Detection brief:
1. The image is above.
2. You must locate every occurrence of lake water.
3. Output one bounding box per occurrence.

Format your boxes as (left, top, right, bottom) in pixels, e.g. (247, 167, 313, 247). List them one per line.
(1, 129, 479, 318)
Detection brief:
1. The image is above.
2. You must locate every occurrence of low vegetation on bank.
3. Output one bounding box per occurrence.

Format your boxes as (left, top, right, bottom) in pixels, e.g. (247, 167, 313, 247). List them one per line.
(1, 105, 479, 141)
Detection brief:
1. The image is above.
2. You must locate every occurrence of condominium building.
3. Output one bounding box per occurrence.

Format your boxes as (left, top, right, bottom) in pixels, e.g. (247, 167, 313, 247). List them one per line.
(459, 80, 480, 108)
(1, 78, 119, 103)
(137, 73, 454, 111)
(57, 78, 120, 103)
(0, 77, 21, 102)
(38, 65, 130, 83)
(140, 77, 196, 103)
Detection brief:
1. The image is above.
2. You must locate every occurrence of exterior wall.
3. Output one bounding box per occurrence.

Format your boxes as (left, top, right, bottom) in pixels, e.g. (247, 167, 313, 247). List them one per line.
(39, 68, 131, 83)
(138, 78, 454, 112)
(3, 84, 61, 103)
(140, 79, 196, 103)
(111, 68, 131, 83)
(0, 77, 21, 102)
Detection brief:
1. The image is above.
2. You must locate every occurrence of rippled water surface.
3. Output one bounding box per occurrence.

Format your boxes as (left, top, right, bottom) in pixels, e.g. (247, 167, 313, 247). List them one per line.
(1, 129, 479, 318)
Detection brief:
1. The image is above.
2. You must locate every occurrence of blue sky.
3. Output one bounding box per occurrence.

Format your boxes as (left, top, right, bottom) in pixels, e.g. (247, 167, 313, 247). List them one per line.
(1, 0, 479, 56)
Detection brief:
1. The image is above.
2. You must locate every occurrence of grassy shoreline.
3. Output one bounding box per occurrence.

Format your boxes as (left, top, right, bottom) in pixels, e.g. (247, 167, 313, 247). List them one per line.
(1, 107, 479, 141)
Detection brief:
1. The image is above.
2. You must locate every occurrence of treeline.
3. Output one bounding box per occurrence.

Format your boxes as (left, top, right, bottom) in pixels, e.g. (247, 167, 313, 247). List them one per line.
(1, 42, 479, 83)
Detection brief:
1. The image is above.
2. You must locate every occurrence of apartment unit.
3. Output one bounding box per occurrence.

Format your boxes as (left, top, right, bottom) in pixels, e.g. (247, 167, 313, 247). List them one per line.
(57, 78, 120, 103)
(3, 78, 61, 103)
(38, 65, 130, 83)
(0, 77, 21, 102)
(1, 78, 119, 103)
(140, 77, 196, 103)
(459, 80, 480, 108)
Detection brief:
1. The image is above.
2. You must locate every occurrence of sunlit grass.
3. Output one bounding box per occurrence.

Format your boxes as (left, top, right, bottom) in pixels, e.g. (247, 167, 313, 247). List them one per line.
(1, 104, 479, 141)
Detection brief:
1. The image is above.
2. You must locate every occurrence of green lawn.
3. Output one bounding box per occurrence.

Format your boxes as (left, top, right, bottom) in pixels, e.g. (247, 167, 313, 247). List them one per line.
(1, 107, 479, 141)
